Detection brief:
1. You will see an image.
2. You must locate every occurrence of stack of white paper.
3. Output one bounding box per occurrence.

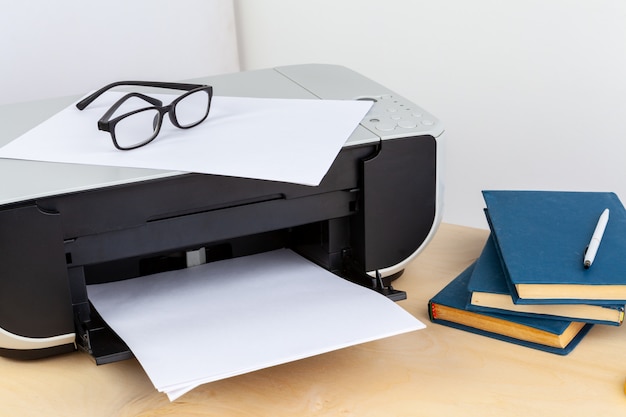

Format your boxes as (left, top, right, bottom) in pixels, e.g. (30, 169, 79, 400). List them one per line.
(87, 249, 425, 401)
(0, 93, 372, 186)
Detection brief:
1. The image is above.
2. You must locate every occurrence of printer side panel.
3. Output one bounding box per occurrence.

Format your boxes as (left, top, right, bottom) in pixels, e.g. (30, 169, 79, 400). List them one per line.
(0, 205, 75, 359)
(354, 135, 437, 273)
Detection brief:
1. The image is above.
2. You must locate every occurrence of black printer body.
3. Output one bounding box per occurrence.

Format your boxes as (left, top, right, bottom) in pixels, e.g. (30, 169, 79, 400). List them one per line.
(0, 64, 444, 363)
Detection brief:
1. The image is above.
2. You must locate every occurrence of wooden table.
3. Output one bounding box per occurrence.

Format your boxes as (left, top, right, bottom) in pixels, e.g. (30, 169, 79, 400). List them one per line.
(3, 223, 625, 416)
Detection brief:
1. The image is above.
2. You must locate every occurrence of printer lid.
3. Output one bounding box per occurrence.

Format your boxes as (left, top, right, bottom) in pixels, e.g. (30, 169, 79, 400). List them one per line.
(0, 64, 442, 206)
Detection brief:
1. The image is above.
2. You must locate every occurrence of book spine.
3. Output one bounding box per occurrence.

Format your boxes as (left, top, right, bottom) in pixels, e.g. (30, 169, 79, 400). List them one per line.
(429, 302, 439, 321)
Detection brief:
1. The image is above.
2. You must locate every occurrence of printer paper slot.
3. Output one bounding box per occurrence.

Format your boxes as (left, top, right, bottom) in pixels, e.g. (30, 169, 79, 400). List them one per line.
(145, 193, 285, 223)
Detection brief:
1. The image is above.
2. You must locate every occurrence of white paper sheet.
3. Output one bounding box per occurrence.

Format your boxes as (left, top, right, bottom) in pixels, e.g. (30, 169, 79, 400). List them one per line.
(0, 93, 372, 186)
(87, 249, 425, 401)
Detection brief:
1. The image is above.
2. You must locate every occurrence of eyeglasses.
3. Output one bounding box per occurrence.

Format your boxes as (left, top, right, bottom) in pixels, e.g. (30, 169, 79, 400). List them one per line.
(76, 81, 213, 150)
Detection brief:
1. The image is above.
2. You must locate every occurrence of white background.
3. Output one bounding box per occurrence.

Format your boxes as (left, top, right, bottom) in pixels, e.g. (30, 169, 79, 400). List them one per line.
(235, 0, 626, 228)
(0, 0, 239, 104)
(2, 1, 624, 228)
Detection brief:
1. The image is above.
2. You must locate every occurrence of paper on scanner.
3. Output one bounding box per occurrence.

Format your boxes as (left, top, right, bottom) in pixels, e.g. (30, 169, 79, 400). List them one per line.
(87, 249, 425, 401)
(0, 93, 372, 186)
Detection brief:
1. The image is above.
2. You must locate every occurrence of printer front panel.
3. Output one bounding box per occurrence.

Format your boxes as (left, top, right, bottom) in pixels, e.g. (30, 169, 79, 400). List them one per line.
(49, 143, 378, 363)
(0, 132, 439, 362)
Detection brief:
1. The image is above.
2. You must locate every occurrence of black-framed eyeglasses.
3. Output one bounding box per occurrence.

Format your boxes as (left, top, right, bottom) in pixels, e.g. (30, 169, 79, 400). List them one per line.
(76, 81, 213, 150)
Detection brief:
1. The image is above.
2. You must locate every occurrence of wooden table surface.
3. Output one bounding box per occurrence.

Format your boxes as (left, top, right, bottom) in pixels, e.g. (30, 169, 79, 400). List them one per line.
(2, 223, 626, 416)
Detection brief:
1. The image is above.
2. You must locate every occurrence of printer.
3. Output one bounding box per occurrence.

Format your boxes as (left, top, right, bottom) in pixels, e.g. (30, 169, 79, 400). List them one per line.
(0, 64, 444, 363)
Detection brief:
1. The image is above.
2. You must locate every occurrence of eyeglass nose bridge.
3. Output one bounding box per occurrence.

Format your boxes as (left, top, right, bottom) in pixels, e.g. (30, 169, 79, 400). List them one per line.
(159, 103, 179, 128)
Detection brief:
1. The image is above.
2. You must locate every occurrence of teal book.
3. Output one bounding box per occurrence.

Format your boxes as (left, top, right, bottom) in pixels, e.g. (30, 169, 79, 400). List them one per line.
(483, 190, 626, 304)
(467, 236, 625, 326)
(428, 264, 592, 355)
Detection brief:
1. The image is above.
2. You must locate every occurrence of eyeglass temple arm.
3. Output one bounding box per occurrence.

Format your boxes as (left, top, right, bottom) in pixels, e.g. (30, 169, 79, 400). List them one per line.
(75, 81, 205, 110)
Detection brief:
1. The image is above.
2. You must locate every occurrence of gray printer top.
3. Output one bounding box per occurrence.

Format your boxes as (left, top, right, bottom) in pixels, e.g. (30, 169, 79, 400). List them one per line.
(0, 64, 442, 206)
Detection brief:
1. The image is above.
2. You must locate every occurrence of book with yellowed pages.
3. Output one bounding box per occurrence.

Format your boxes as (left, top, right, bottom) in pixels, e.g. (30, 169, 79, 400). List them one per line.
(483, 190, 626, 304)
(467, 236, 625, 326)
(428, 264, 593, 355)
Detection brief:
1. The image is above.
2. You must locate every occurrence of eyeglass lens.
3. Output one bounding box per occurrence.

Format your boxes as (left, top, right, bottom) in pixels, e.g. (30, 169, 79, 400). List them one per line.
(174, 90, 210, 128)
(114, 108, 162, 149)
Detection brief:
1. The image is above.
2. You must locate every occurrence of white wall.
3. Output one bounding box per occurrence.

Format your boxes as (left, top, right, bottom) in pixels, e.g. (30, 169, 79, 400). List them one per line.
(235, 0, 626, 229)
(0, 0, 240, 105)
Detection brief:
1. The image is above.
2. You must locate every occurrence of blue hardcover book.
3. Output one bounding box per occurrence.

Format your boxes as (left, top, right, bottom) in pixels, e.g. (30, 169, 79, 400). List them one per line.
(467, 236, 625, 326)
(428, 264, 592, 355)
(483, 191, 626, 304)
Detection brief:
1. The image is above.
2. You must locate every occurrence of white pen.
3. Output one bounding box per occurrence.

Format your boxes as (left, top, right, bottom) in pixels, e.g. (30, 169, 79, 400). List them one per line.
(583, 208, 609, 269)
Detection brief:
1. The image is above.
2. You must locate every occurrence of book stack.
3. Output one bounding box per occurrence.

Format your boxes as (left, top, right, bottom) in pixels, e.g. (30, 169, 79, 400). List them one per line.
(429, 190, 626, 354)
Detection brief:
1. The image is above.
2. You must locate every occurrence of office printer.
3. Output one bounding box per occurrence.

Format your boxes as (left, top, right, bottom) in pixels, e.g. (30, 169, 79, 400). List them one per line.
(0, 64, 444, 363)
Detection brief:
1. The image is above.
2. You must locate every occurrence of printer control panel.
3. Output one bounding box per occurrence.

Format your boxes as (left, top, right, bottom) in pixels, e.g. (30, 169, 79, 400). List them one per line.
(274, 64, 443, 143)
(358, 94, 437, 139)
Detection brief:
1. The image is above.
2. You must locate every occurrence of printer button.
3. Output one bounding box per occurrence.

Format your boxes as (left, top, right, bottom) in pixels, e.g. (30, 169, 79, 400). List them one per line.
(421, 119, 435, 126)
